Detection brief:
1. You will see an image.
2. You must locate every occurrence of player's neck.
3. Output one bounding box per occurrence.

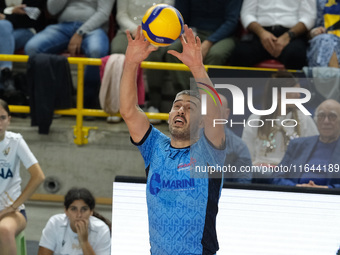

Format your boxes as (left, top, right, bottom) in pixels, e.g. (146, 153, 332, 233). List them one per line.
(170, 138, 191, 148)
(170, 135, 199, 148)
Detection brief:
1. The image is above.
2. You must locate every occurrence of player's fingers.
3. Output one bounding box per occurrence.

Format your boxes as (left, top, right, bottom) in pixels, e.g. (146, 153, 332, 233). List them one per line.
(126, 30, 133, 42)
(179, 34, 187, 45)
(148, 45, 158, 52)
(167, 50, 181, 60)
(183, 24, 190, 36)
(185, 26, 195, 44)
(196, 36, 201, 48)
(135, 25, 142, 40)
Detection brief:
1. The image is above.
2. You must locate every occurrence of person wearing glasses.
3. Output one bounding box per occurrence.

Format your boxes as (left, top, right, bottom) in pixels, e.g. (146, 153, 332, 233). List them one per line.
(272, 99, 340, 188)
(0, 99, 45, 255)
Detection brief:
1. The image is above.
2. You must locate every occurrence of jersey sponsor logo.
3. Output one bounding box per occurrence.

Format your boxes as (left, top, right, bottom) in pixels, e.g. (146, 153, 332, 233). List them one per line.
(149, 173, 195, 195)
(0, 168, 13, 179)
(162, 178, 195, 189)
(177, 157, 196, 171)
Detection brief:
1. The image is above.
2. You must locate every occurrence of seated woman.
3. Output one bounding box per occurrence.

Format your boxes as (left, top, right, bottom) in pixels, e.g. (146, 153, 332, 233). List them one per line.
(307, 0, 340, 68)
(0, 99, 45, 255)
(38, 187, 111, 255)
(241, 71, 319, 182)
(0, 0, 45, 89)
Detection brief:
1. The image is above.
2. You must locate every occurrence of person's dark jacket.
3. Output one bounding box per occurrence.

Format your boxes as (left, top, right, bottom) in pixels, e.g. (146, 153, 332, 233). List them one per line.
(27, 53, 74, 134)
(0, 0, 46, 31)
(272, 136, 340, 188)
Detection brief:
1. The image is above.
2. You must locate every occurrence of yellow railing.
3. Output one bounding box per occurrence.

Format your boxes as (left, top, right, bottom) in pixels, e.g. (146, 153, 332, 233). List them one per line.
(0, 54, 288, 145)
(0, 54, 171, 145)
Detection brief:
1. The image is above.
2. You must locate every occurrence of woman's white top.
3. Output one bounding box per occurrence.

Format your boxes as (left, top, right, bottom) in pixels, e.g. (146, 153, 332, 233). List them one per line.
(0, 131, 38, 211)
(242, 111, 319, 165)
(39, 214, 111, 255)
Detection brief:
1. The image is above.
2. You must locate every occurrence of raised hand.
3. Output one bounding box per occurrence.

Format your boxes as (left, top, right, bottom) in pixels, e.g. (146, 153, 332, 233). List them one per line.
(75, 219, 89, 245)
(125, 25, 157, 65)
(168, 24, 203, 70)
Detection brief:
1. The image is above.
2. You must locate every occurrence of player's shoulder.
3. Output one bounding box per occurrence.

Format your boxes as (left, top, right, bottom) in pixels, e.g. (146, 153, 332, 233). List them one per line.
(89, 216, 110, 233)
(150, 125, 170, 143)
(4, 131, 23, 144)
(5, 131, 22, 140)
(47, 213, 68, 227)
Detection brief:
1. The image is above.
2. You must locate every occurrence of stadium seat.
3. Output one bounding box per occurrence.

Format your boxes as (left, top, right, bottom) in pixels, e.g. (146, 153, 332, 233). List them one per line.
(254, 59, 285, 69)
(15, 231, 27, 255)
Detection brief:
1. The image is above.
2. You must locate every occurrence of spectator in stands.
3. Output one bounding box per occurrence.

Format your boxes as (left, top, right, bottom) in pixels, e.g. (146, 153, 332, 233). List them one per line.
(272, 99, 340, 188)
(241, 71, 319, 182)
(38, 187, 111, 255)
(120, 25, 226, 254)
(24, 0, 115, 108)
(0, 0, 45, 92)
(110, 0, 174, 124)
(146, 0, 242, 119)
(219, 94, 252, 183)
(307, 0, 340, 68)
(0, 99, 45, 255)
(230, 0, 317, 70)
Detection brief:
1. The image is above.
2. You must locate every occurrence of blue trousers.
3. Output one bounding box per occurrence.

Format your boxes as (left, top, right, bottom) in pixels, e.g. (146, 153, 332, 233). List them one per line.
(0, 20, 35, 69)
(25, 21, 109, 107)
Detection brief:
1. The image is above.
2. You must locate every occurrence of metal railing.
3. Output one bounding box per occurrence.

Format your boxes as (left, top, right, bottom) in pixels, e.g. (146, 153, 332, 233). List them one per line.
(0, 54, 286, 145)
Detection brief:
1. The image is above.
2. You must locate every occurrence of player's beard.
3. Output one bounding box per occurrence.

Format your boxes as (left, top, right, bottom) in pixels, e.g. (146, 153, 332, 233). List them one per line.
(169, 125, 190, 141)
(169, 122, 200, 143)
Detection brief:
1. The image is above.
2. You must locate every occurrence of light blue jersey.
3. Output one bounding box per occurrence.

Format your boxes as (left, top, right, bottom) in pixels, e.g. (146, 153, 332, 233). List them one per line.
(133, 125, 227, 255)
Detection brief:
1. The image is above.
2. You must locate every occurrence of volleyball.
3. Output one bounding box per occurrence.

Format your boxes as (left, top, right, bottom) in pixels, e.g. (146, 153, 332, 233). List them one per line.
(142, 4, 184, 47)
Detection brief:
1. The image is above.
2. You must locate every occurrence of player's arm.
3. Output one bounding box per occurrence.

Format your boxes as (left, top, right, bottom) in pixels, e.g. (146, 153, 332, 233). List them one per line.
(37, 247, 53, 255)
(168, 25, 225, 148)
(13, 163, 44, 210)
(120, 26, 157, 143)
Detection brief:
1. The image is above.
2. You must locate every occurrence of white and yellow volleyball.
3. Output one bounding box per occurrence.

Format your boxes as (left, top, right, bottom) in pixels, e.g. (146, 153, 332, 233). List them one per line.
(142, 4, 184, 47)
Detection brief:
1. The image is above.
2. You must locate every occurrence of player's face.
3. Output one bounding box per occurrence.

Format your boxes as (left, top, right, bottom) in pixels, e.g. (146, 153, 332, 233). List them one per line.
(0, 106, 10, 140)
(65, 199, 93, 233)
(168, 94, 201, 140)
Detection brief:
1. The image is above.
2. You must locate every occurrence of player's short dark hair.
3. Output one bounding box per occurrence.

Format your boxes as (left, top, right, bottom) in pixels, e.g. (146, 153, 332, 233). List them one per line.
(175, 90, 201, 101)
